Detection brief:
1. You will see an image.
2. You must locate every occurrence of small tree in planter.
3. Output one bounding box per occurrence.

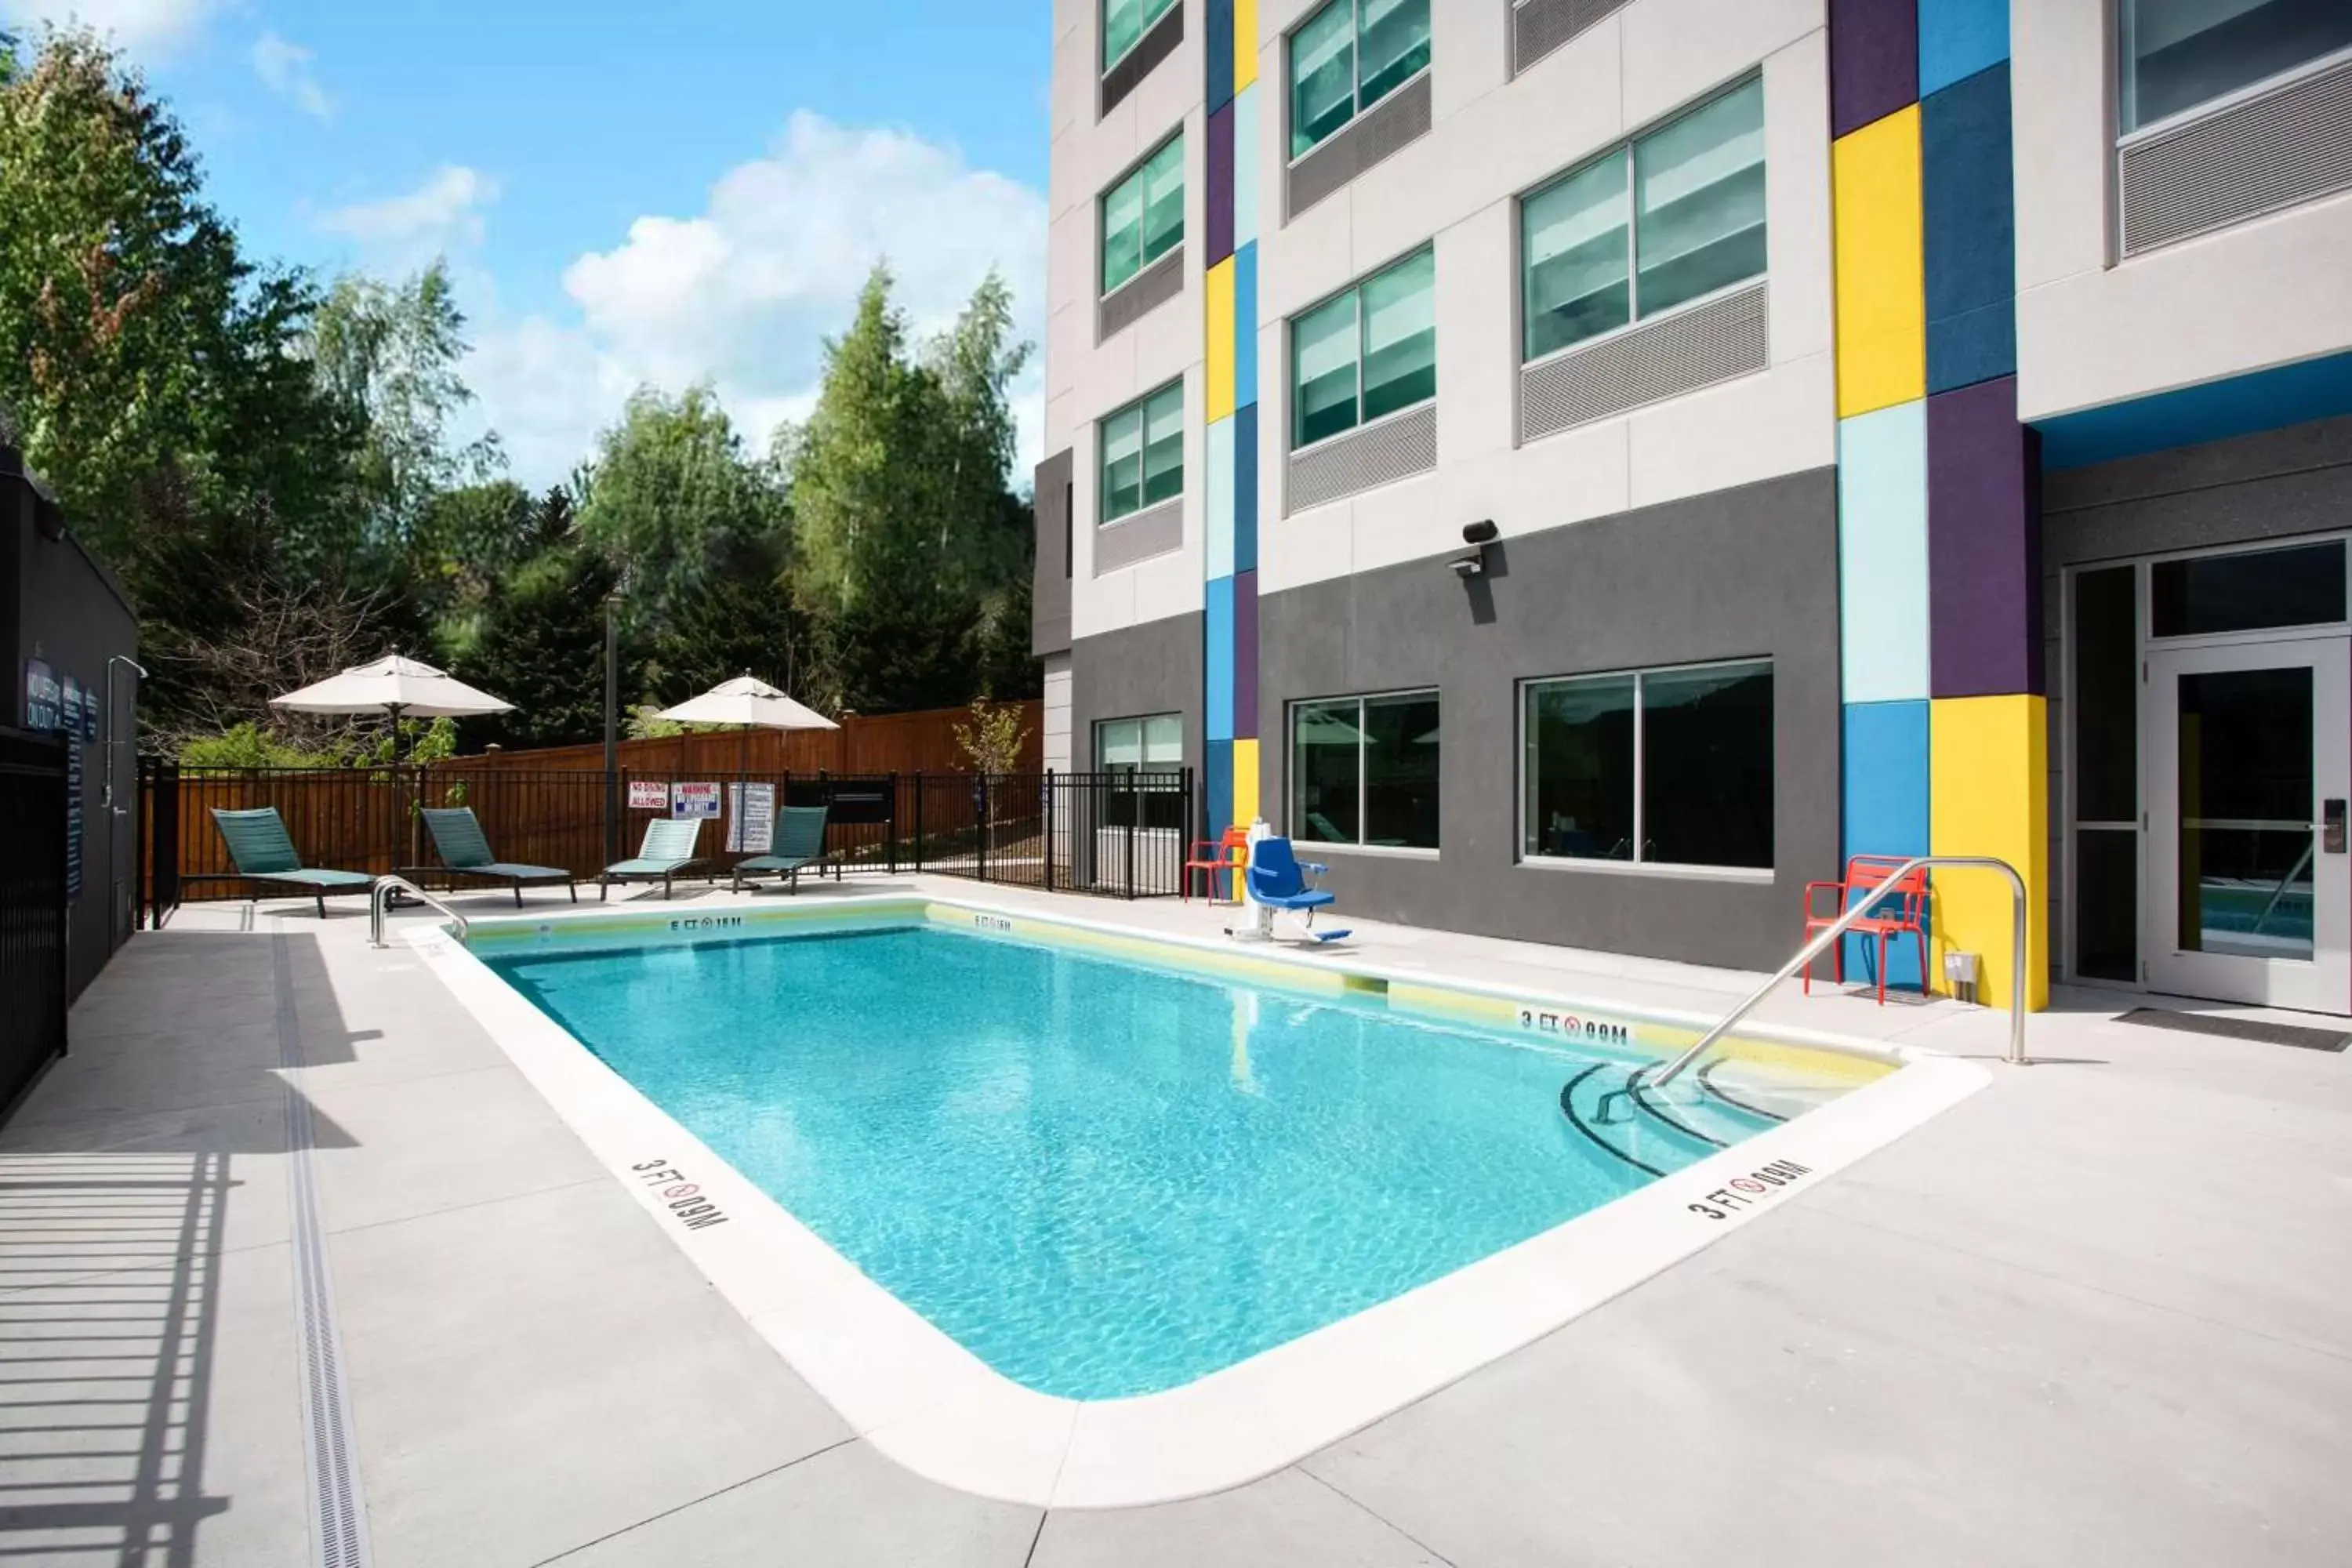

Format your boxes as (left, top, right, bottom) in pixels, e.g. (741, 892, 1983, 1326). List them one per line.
(953, 697, 1030, 775)
(953, 698, 1032, 843)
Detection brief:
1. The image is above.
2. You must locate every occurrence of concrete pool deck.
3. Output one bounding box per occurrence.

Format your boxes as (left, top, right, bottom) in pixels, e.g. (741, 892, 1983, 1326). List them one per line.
(4, 877, 2348, 1566)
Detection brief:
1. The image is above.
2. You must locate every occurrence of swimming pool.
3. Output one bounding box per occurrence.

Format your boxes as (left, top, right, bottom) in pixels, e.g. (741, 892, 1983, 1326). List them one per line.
(485, 915, 1872, 1399)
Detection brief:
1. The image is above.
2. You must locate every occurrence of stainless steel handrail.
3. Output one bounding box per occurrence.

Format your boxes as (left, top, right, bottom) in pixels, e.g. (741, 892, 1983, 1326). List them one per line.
(1649, 855, 2029, 1088)
(369, 876, 470, 949)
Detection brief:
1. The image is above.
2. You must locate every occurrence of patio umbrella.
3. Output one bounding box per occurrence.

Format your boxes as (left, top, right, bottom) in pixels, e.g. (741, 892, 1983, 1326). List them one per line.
(655, 671, 839, 782)
(270, 653, 514, 757)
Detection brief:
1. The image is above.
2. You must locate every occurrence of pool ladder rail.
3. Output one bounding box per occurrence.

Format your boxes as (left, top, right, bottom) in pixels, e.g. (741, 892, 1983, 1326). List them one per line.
(369, 875, 472, 949)
(1559, 855, 2030, 1164)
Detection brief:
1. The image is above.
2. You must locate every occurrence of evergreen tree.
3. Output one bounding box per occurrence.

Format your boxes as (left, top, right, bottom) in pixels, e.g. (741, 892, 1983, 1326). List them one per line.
(456, 541, 629, 751)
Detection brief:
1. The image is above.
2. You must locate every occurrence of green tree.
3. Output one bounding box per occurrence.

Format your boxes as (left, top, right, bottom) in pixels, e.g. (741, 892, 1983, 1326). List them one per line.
(307, 260, 501, 559)
(786, 266, 1036, 712)
(0, 30, 351, 570)
(456, 542, 630, 751)
(577, 385, 786, 608)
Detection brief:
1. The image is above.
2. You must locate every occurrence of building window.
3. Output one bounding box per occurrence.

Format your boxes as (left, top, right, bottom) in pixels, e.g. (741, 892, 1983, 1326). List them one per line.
(1103, 0, 1178, 73)
(1521, 659, 1772, 869)
(1521, 76, 1765, 363)
(2118, 0, 2352, 133)
(1102, 134, 1185, 296)
(1098, 381, 1184, 525)
(1290, 691, 1440, 849)
(1289, 0, 1431, 158)
(1098, 713, 1185, 829)
(1290, 247, 1435, 448)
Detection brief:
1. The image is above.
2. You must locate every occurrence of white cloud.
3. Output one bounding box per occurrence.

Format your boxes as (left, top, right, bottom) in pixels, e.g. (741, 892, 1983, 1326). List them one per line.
(0, 0, 220, 56)
(319, 165, 499, 263)
(250, 30, 330, 121)
(465, 110, 1047, 491)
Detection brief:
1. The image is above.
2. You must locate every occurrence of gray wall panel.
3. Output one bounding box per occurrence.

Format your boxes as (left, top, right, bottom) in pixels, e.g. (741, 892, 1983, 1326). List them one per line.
(1256, 467, 1842, 971)
(1071, 612, 1205, 779)
(1032, 448, 1073, 658)
(1094, 497, 1186, 574)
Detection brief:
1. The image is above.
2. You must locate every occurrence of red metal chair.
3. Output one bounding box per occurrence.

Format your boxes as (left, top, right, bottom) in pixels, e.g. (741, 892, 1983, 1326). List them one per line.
(1184, 826, 1251, 902)
(1802, 855, 1930, 1004)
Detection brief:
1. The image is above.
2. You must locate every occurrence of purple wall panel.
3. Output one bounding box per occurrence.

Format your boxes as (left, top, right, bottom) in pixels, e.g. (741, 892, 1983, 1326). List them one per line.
(1927, 376, 2040, 698)
(1831, 0, 1921, 137)
(1207, 100, 1236, 267)
(1234, 568, 1259, 738)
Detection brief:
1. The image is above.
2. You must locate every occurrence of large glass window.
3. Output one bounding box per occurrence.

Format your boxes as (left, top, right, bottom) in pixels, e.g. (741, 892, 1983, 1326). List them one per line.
(1098, 713, 1185, 830)
(1522, 659, 1772, 869)
(1103, 0, 1178, 73)
(1099, 381, 1185, 524)
(2150, 540, 2347, 637)
(1523, 77, 1765, 361)
(1290, 692, 1440, 849)
(1102, 135, 1185, 295)
(1288, 0, 1431, 158)
(1290, 248, 1435, 448)
(2118, 0, 2352, 133)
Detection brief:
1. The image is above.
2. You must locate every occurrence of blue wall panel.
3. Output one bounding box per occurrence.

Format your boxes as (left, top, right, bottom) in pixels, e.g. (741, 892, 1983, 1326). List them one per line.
(1205, 575, 1236, 742)
(1922, 64, 2014, 394)
(1233, 404, 1258, 573)
(1918, 0, 2008, 97)
(1206, 419, 1236, 580)
(1233, 243, 1259, 409)
(2038, 350, 2352, 468)
(1205, 738, 1234, 850)
(1842, 699, 1931, 989)
(1207, 0, 1234, 111)
(1837, 401, 1932, 704)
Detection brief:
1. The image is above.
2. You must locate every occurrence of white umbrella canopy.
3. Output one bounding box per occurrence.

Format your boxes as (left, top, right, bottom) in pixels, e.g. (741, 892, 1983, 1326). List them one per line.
(270, 654, 514, 718)
(655, 673, 837, 731)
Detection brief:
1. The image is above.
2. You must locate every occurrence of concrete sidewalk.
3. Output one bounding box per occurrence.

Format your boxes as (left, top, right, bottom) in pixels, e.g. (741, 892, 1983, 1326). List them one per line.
(2, 881, 2345, 1566)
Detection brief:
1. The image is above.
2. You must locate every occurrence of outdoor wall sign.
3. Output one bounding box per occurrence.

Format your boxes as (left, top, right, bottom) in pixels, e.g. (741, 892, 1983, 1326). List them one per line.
(670, 782, 722, 818)
(626, 780, 670, 811)
(726, 782, 775, 853)
(24, 658, 58, 731)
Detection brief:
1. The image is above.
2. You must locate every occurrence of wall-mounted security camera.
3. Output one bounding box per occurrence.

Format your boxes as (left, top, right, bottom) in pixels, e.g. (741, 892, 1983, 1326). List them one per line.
(1450, 518, 1497, 579)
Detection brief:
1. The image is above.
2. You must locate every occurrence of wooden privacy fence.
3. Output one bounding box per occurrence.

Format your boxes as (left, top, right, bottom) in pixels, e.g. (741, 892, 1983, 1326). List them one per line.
(432, 699, 1040, 780)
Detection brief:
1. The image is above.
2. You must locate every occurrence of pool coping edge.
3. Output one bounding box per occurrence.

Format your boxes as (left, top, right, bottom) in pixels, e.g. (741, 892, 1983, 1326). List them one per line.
(405, 896, 1991, 1509)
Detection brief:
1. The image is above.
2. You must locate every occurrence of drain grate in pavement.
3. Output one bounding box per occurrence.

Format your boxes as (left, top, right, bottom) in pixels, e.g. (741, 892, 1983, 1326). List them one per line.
(2115, 1008, 2351, 1053)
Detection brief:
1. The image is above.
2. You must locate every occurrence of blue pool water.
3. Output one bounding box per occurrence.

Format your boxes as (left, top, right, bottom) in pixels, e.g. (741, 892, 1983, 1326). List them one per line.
(488, 924, 1764, 1398)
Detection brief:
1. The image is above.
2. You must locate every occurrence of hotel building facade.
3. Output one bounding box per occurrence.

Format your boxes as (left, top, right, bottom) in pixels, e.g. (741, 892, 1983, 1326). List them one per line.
(1031, 0, 2352, 1012)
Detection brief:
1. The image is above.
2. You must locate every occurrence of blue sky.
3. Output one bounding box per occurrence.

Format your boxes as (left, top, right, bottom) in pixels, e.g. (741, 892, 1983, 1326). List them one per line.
(4, 0, 1054, 484)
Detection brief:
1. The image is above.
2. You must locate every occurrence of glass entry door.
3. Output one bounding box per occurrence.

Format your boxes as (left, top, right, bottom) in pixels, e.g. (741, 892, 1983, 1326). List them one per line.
(2147, 637, 2350, 1011)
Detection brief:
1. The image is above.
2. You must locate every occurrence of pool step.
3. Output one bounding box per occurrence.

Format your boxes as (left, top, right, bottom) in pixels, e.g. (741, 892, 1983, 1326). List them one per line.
(1559, 1062, 1788, 1177)
(1559, 1065, 1713, 1176)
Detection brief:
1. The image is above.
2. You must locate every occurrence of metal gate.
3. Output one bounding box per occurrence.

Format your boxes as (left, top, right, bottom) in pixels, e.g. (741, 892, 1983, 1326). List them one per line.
(0, 729, 70, 1118)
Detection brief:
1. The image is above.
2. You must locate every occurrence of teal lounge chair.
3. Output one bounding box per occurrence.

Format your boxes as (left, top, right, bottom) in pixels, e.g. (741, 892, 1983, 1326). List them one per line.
(731, 805, 833, 893)
(601, 818, 705, 900)
(205, 807, 376, 916)
(410, 808, 577, 906)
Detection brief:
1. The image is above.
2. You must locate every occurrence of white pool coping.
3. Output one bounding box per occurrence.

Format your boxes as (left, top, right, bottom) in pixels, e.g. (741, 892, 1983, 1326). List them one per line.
(407, 891, 1990, 1508)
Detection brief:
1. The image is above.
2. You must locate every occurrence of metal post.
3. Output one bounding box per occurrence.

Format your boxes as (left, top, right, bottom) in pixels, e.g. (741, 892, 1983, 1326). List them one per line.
(913, 772, 925, 873)
(1044, 770, 1056, 893)
(603, 593, 620, 866)
(977, 775, 989, 883)
(887, 771, 899, 876)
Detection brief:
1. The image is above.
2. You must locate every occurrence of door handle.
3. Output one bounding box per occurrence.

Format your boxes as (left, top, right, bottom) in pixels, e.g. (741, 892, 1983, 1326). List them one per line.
(2325, 799, 2346, 855)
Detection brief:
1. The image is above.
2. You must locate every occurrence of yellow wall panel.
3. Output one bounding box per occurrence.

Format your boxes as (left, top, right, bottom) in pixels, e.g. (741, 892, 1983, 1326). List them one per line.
(1206, 257, 1236, 423)
(1929, 695, 2049, 1010)
(1831, 106, 1926, 419)
(1232, 737, 1260, 829)
(1234, 0, 1258, 92)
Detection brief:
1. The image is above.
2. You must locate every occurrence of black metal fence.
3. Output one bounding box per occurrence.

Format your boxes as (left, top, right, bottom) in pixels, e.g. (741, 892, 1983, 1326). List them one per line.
(142, 764, 1193, 917)
(1, 729, 70, 1117)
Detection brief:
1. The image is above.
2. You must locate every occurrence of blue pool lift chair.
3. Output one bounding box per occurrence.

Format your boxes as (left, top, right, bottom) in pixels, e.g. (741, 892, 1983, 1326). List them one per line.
(1238, 836, 1352, 945)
